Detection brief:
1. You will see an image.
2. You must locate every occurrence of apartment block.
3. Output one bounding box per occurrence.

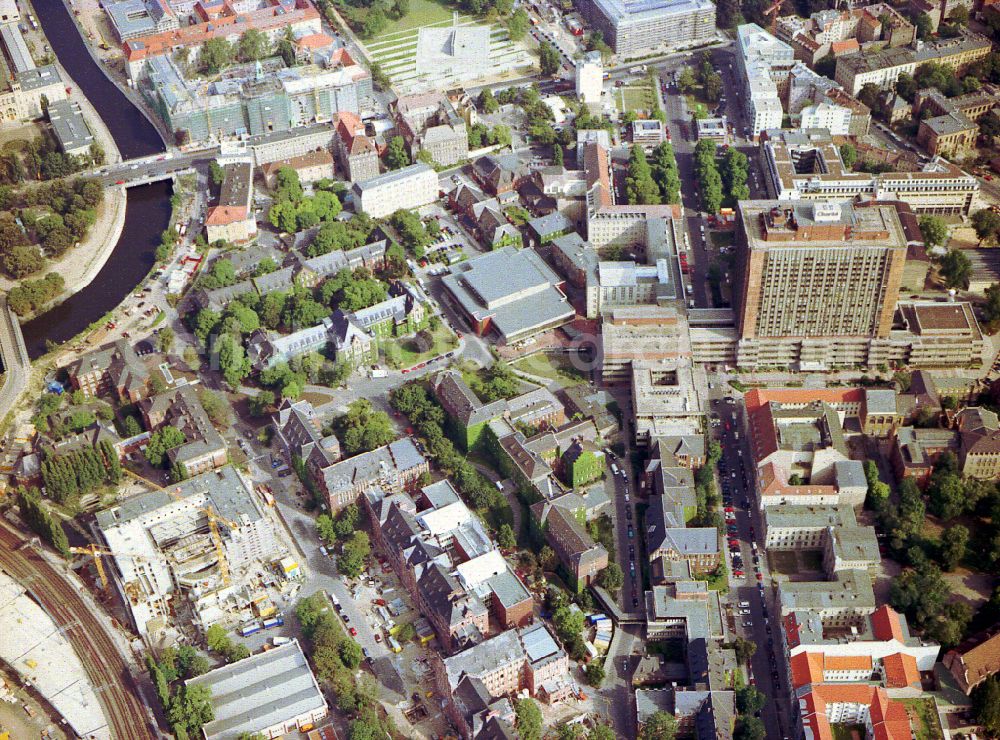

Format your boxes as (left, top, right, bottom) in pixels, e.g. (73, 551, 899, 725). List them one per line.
(956, 407, 1000, 480)
(631, 360, 702, 447)
(736, 24, 795, 138)
(308, 437, 428, 512)
(834, 29, 991, 95)
(123, 0, 322, 81)
(67, 339, 151, 403)
(434, 624, 570, 739)
(139, 386, 228, 478)
(778, 569, 877, 627)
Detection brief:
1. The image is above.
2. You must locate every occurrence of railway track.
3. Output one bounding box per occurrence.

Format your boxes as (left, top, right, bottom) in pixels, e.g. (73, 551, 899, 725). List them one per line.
(0, 521, 156, 740)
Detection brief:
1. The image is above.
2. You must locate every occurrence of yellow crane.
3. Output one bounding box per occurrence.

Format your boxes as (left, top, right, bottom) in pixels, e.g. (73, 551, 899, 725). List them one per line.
(122, 469, 239, 586)
(69, 544, 149, 590)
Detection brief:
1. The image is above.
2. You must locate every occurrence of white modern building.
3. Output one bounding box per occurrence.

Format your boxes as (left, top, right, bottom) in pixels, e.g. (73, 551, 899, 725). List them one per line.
(576, 51, 604, 105)
(736, 24, 795, 138)
(799, 102, 852, 135)
(579, 0, 716, 57)
(352, 163, 439, 218)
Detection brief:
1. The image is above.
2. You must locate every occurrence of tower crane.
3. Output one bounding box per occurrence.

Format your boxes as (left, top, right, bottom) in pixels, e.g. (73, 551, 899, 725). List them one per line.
(69, 544, 149, 590)
(122, 469, 240, 586)
(765, 0, 785, 35)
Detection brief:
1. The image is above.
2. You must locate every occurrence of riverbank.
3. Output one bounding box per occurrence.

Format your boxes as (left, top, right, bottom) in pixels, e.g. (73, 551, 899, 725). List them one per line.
(0, 60, 127, 317)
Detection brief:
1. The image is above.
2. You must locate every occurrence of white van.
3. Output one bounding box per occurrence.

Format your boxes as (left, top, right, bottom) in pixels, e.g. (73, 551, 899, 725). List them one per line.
(611, 463, 620, 476)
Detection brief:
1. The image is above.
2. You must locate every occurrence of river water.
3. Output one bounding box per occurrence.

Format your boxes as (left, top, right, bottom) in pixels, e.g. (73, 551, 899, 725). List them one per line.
(22, 0, 172, 358)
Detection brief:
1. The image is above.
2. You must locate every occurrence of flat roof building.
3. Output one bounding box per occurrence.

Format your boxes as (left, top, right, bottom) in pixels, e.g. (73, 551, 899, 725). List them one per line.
(186, 639, 328, 738)
(579, 0, 715, 57)
(760, 128, 979, 215)
(47, 100, 94, 157)
(441, 246, 574, 344)
(352, 163, 438, 218)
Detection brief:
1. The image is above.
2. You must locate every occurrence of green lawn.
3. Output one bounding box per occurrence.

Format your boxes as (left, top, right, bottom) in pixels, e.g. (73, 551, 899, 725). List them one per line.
(768, 551, 799, 575)
(832, 724, 865, 740)
(685, 95, 710, 120)
(394, 324, 458, 367)
(511, 353, 588, 387)
(899, 699, 943, 740)
(617, 85, 655, 113)
(358, 0, 455, 37)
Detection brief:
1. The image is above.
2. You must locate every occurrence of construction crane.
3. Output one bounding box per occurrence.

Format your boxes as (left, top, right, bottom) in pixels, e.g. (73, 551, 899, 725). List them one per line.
(765, 0, 784, 35)
(70, 544, 149, 590)
(122, 469, 240, 586)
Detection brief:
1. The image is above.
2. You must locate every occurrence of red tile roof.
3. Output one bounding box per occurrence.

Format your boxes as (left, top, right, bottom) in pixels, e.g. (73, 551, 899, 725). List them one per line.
(883, 652, 921, 689)
(744, 388, 864, 412)
(205, 205, 248, 226)
(124, 0, 320, 62)
(871, 605, 905, 643)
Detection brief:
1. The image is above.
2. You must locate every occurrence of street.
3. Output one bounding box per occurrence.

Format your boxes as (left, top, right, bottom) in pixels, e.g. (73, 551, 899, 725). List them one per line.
(709, 389, 792, 740)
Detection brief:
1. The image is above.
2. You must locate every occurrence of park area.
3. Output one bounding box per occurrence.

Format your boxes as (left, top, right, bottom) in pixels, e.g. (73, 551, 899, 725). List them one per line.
(358, 0, 530, 93)
(388, 324, 458, 369)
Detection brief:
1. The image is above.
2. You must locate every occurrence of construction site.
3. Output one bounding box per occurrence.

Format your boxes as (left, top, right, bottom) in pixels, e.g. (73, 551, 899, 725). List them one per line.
(90, 465, 299, 649)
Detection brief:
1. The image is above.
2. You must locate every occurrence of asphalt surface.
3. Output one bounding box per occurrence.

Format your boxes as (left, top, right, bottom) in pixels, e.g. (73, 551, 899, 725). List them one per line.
(0, 296, 30, 419)
(711, 391, 793, 740)
(0, 520, 156, 740)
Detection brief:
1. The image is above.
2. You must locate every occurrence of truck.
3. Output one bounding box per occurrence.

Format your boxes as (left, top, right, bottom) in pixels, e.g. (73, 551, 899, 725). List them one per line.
(262, 616, 285, 629)
(273, 636, 292, 646)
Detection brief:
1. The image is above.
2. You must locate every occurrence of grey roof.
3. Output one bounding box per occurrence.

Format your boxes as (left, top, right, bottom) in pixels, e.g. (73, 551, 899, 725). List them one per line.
(16, 64, 62, 91)
(778, 569, 876, 613)
(186, 639, 327, 738)
(764, 505, 857, 530)
(863, 389, 898, 415)
(96, 465, 262, 530)
(646, 585, 711, 639)
(316, 437, 426, 496)
(47, 100, 93, 153)
(421, 479, 461, 509)
(527, 211, 573, 238)
(434, 371, 506, 427)
(441, 247, 574, 341)
(834, 459, 867, 490)
(488, 569, 531, 608)
(354, 162, 434, 192)
(520, 623, 562, 665)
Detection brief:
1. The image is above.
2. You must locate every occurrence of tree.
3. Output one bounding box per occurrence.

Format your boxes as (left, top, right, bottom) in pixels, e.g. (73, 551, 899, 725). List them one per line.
(736, 685, 765, 716)
(507, 8, 529, 41)
(639, 710, 678, 740)
(677, 67, 696, 93)
(598, 562, 624, 592)
(919, 215, 949, 248)
(198, 389, 229, 427)
(338, 530, 371, 578)
(539, 42, 560, 77)
(589, 726, 616, 740)
(362, 9, 388, 38)
(337, 638, 363, 669)
(217, 333, 251, 388)
(972, 208, 1000, 246)
(337, 399, 396, 455)
(480, 88, 499, 114)
(733, 635, 756, 664)
(973, 675, 1000, 738)
(940, 524, 969, 570)
(625, 145, 661, 205)
(145, 427, 187, 467)
(384, 136, 410, 170)
(515, 698, 543, 740)
(552, 605, 586, 643)
(199, 38, 233, 74)
(914, 12, 933, 39)
(839, 143, 858, 169)
(236, 29, 268, 62)
(585, 661, 605, 686)
(155, 325, 175, 354)
(734, 717, 765, 740)
(497, 523, 516, 549)
(938, 249, 971, 290)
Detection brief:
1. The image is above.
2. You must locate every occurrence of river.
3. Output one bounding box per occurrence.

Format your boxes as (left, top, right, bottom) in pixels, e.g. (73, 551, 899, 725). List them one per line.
(22, 0, 172, 358)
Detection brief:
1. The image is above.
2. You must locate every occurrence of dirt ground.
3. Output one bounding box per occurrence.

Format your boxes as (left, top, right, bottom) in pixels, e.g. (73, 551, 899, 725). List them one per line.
(0, 668, 67, 740)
